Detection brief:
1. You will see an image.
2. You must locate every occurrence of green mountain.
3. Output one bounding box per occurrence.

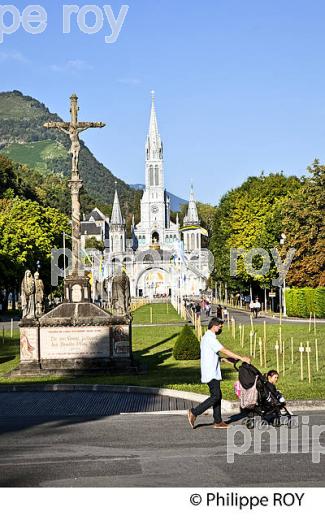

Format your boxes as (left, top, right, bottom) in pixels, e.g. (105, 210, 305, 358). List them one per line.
(0, 90, 136, 211)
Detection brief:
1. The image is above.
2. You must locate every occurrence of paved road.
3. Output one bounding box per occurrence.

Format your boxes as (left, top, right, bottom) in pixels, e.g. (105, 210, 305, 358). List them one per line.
(200, 308, 276, 326)
(0, 392, 324, 487)
(201, 307, 325, 326)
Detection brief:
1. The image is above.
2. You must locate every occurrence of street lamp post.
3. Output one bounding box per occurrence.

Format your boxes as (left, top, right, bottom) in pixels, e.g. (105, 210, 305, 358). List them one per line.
(280, 233, 287, 317)
(63, 231, 66, 280)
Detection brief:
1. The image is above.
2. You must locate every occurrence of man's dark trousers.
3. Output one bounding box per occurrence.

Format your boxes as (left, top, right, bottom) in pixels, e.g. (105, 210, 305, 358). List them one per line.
(191, 379, 222, 423)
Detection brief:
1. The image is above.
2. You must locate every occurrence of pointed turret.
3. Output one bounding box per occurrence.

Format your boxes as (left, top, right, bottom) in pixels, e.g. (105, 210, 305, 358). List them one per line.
(184, 184, 200, 225)
(110, 183, 126, 253)
(182, 185, 201, 252)
(111, 183, 124, 225)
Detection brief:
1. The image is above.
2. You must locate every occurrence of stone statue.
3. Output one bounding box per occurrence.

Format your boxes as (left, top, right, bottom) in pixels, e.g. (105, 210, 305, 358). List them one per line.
(21, 270, 35, 319)
(60, 123, 92, 173)
(111, 269, 131, 316)
(34, 271, 45, 318)
(44, 94, 105, 175)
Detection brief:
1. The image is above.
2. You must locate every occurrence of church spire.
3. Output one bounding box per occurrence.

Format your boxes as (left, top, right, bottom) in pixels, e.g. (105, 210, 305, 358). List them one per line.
(111, 182, 124, 225)
(146, 90, 163, 161)
(184, 184, 200, 225)
(149, 90, 159, 140)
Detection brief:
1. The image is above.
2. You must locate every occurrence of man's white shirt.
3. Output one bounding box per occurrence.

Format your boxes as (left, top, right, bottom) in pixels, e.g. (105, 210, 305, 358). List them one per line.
(200, 329, 224, 383)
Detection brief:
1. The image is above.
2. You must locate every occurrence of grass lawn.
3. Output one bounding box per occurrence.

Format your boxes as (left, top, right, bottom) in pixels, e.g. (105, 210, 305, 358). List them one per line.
(133, 303, 184, 324)
(0, 331, 21, 378)
(0, 307, 324, 401)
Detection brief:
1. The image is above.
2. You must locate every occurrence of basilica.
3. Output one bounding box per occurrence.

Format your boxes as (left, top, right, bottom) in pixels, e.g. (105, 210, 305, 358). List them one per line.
(80, 93, 210, 300)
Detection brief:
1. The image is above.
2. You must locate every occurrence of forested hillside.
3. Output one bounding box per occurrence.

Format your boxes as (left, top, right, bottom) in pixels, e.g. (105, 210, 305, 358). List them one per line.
(0, 91, 136, 210)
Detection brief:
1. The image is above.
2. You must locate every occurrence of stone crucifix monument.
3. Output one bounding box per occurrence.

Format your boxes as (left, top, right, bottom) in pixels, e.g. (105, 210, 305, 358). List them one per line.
(16, 94, 134, 376)
(44, 93, 105, 303)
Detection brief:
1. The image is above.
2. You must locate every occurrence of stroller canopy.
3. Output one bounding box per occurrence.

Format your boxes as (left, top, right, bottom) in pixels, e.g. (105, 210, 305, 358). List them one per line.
(238, 362, 263, 389)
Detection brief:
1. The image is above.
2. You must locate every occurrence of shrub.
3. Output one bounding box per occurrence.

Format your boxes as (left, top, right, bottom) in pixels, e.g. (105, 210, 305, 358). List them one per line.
(285, 287, 325, 318)
(173, 324, 200, 360)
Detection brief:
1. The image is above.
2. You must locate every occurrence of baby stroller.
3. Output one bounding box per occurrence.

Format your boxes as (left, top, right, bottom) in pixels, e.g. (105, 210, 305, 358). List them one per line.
(234, 362, 297, 429)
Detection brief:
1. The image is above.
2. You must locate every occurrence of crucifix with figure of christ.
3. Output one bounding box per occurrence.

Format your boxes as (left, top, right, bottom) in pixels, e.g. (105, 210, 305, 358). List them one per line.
(44, 94, 106, 300)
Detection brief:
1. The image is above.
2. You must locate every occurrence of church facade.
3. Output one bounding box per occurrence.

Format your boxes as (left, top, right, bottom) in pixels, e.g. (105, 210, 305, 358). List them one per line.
(80, 94, 211, 301)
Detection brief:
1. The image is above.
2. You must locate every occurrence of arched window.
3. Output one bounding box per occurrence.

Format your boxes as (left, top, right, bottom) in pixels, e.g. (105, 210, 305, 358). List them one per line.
(155, 165, 159, 186)
(143, 254, 154, 263)
(152, 231, 159, 244)
(149, 166, 154, 186)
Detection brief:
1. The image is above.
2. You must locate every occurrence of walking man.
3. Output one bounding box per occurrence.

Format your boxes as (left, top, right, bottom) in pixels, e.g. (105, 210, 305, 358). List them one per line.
(254, 298, 261, 318)
(188, 317, 251, 429)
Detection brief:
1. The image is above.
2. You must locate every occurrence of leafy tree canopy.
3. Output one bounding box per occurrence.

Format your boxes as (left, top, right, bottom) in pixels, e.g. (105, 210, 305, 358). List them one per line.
(281, 160, 325, 287)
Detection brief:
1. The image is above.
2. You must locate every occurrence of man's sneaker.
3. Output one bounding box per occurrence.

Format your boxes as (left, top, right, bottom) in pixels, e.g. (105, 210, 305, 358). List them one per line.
(187, 409, 196, 429)
(213, 421, 229, 429)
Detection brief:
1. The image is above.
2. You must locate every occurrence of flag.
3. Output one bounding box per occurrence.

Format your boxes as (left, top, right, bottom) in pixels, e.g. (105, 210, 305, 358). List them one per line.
(200, 227, 208, 237)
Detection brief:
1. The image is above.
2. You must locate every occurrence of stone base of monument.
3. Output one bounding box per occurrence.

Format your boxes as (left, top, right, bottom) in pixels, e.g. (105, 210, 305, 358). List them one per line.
(15, 303, 136, 376)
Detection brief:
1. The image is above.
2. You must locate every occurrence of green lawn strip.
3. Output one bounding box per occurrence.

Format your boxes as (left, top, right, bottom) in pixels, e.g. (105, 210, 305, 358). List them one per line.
(1, 320, 324, 401)
(132, 303, 184, 324)
(0, 331, 20, 376)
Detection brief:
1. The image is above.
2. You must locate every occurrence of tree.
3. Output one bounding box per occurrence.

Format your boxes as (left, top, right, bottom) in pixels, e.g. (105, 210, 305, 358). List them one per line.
(210, 172, 301, 293)
(281, 160, 325, 287)
(85, 237, 105, 252)
(197, 202, 217, 235)
(0, 197, 69, 300)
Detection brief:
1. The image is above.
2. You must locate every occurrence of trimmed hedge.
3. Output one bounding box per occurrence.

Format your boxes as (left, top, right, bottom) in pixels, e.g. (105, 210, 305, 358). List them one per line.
(173, 324, 200, 360)
(285, 287, 325, 318)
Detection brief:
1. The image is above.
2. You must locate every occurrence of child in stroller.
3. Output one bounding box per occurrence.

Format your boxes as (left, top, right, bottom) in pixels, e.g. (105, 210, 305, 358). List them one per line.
(259, 369, 288, 425)
(234, 362, 296, 428)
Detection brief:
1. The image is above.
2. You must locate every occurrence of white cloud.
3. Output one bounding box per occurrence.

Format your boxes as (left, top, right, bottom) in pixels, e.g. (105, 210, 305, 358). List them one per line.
(0, 51, 29, 64)
(49, 60, 93, 73)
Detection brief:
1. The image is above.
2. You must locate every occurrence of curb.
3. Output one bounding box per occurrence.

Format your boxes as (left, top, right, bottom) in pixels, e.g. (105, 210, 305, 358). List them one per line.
(0, 384, 324, 413)
(223, 306, 325, 324)
(132, 323, 185, 328)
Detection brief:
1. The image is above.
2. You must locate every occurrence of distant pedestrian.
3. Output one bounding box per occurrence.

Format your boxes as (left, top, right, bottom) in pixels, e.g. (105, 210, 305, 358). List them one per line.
(216, 305, 223, 319)
(254, 298, 261, 318)
(187, 318, 251, 429)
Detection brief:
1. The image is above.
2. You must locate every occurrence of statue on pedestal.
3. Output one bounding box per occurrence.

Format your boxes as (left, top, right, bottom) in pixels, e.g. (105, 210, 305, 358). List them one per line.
(21, 270, 35, 319)
(111, 268, 131, 317)
(34, 271, 45, 318)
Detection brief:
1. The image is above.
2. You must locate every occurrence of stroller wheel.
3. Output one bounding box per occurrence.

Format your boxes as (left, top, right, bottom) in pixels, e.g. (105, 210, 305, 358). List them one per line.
(273, 417, 281, 427)
(245, 418, 255, 429)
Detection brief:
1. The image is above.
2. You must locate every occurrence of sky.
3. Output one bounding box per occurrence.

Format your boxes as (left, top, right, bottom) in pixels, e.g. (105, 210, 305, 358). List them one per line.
(1, 0, 325, 204)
